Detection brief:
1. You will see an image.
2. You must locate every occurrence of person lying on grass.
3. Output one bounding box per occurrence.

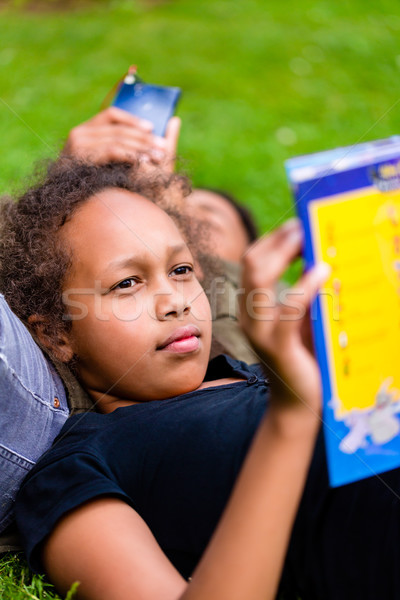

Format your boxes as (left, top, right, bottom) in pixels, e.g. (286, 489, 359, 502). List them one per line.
(1, 158, 325, 600)
(6, 159, 398, 600)
(0, 110, 257, 542)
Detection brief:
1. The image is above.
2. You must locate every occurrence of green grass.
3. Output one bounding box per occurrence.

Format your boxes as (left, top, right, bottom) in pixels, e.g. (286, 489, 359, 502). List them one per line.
(0, 552, 78, 599)
(2, 0, 400, 234)
(1, 0, 400, 596)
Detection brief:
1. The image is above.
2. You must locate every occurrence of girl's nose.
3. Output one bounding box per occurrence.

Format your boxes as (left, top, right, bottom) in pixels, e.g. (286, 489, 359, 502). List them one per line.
(154, 283, 191, 321)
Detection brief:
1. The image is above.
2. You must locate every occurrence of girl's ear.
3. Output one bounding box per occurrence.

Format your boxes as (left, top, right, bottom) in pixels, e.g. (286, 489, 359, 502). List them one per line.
(27, 315, 74, 363)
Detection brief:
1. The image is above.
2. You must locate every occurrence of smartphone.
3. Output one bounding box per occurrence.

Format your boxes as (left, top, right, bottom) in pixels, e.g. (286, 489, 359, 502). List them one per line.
(112, 72, 181, 137)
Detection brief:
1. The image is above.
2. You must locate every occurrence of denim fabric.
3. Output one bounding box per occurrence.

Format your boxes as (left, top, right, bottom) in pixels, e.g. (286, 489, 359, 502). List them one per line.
(0, 295, 69, 532)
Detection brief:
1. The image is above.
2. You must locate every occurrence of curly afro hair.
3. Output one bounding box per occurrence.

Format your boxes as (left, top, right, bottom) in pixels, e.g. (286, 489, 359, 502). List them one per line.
(0, 158, 203, 353)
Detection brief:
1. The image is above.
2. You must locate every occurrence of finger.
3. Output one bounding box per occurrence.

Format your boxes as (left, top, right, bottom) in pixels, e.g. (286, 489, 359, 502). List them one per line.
(241, 219, 303, 289)
(81, 126, 165, 157)
(106, 125, 163, 149)
(81, 124, 154, 145)
(165, 117, 181, 154)
(245, 218, 301, 256)
(162, 117, 181, 172)
(90, 107, 154, 131)
(112, 133, 167, 161)
(100, 125, 167, 151)
(280, 262, 331, 321)
(64, 121, 156, 160)
(66, 137, 150, 164)
(300, 309, 314, 354)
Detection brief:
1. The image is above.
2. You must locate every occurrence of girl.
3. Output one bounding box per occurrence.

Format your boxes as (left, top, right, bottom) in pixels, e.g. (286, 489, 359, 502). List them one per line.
(0, 113, 253, 541)
(0, 158, 323, 599)
(7, 159, 394, 600)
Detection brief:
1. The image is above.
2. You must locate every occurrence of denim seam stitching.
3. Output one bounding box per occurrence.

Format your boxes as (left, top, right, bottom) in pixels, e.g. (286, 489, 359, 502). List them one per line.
(0, 352, 68, 413)
(0, 444, 35, 467)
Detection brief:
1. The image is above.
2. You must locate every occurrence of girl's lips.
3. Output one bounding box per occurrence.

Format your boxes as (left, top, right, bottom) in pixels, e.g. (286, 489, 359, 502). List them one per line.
(161, 335, 200, 353)
(157, 325, 201, 353)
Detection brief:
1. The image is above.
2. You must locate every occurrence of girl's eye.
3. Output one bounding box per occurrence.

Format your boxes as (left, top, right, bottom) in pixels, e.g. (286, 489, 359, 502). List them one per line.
(171, 265, 193, 277)
(114, 278, 138, 290)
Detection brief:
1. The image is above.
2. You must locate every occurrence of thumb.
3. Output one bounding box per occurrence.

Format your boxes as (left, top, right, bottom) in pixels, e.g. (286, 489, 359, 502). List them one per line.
(164, 116, 181, 171)
(280, 262, 331, 323)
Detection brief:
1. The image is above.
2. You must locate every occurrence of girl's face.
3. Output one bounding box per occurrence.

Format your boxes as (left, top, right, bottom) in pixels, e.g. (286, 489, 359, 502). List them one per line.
(60, 188, 212, 411)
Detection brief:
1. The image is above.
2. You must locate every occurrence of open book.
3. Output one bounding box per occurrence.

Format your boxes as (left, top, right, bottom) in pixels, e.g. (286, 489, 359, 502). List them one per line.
(286, 137, 400, 486)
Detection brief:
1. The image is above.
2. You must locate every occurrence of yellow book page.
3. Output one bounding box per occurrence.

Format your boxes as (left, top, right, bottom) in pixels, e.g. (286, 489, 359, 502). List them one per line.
(309, 187, 400, 419)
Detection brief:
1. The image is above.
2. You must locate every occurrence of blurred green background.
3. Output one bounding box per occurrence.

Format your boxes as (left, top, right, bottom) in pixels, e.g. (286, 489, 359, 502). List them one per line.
(1, 0, 400, 232)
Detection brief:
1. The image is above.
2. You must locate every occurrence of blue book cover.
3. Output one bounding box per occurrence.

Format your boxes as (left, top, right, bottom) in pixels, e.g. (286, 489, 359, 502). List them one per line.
(286, 137, 400, 486)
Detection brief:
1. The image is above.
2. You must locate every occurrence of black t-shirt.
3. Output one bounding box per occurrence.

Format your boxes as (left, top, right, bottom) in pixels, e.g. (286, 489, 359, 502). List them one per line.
(15, 355, 267, 577)
(15, 355, 400, 599)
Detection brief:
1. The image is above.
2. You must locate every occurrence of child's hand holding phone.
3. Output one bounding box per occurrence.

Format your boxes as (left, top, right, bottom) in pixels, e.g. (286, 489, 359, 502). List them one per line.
(63, 67, 181, 171)
(63, 106, 180, 171)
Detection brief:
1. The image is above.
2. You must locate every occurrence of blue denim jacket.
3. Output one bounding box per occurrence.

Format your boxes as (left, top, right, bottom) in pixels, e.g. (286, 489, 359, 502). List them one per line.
(0, 295, 69, 533)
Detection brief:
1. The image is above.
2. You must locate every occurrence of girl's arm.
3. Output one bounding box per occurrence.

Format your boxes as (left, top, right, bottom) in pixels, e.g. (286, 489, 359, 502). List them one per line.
(43, 416, 317, 600)
(181, 219, 328, 600)
(42, 497, 188, 600)
(43, 219, 328, 600)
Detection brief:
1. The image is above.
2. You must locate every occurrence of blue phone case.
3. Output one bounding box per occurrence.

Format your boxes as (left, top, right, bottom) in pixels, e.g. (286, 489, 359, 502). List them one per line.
(112, 78, 181, 137)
